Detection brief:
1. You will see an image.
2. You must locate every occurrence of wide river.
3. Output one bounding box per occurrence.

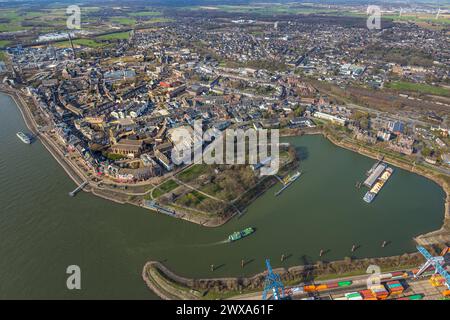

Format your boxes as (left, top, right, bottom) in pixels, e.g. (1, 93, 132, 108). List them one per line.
(0, 92, 445, 299)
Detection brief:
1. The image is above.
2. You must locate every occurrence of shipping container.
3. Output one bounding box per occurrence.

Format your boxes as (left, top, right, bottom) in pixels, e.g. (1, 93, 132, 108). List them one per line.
(388, 288, 403, 292)
(388, 286, 404, 291)
(442, 290, 450, 297)
(389, 291, 404, 295)
(303, 285, 316, 292)
(326, 282, 339, 289)
(316, 284, 327, 291)
(338, 281, 352, 286)
(359, 289, 372, 295)
(359, 289, 376, 300)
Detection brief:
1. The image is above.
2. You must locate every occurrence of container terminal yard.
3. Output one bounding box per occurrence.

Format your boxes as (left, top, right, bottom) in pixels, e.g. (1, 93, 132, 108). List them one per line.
(237, 246, 450, 301)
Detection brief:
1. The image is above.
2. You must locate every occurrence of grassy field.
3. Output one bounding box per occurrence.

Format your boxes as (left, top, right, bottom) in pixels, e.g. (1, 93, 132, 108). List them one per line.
(186, 4, 450, 27)
(128, 11, 161, 17)
(55, 38, 105, 48)
(143, 17, 174, 23)
(96, 31, 130, 41)
(152, 180, 179, 198)
(385, 81, 450, 97)
(0, 51, 7, 61)
(178, 164, 210, 183)
(0, 8, 74, 32)
(384, 13, 450, 25)
(0, 40, 11, 48)
(110, 17, 136, 26)
(0, 10, 28, 32)
(176, 190, 207, 207)
(189, 4, 337, 15)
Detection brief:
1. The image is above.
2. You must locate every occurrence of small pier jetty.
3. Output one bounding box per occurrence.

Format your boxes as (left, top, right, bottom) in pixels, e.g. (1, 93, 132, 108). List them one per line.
(144, 200, 176, 216)
(69, 181, 88, 197)
(363, 162, 386, 188)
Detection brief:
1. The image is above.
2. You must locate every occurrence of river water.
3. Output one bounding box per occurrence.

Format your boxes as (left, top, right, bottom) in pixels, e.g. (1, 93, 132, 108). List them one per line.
(0, 92, 445, 299)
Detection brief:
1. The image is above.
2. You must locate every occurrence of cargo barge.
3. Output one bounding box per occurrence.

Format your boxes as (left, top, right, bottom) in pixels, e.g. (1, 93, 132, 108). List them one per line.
(228, 227, 255, 242)
(275, 171, 301, 196)
(363, 167, 394, 203)
(363, 163, 386, 188)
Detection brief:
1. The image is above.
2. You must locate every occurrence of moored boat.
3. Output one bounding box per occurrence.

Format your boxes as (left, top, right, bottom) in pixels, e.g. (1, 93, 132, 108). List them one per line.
(16, 132, 31, 144)
(275, 171, 302, 196)
(363, 167, 394, 203)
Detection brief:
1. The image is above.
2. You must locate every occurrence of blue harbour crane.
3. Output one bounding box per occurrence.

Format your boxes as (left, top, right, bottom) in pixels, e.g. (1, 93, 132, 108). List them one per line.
(415, 245, 450, 289)
(262, 259, 286, 300)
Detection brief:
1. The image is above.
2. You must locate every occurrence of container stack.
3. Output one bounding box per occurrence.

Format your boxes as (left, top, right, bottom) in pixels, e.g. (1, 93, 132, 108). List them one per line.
(303, 280, 352, 293)
(430, 275, 445, 287)
(326, 282, 339, 289)
(345, 292, 363, 300)
(359, 289, 377, 300)
(303, 285, 316, 292)
(386, 280, 404, 296)
(380, 273, 392, 280)
(369, 285, 389, 300)
(316, 284, 328, 291)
